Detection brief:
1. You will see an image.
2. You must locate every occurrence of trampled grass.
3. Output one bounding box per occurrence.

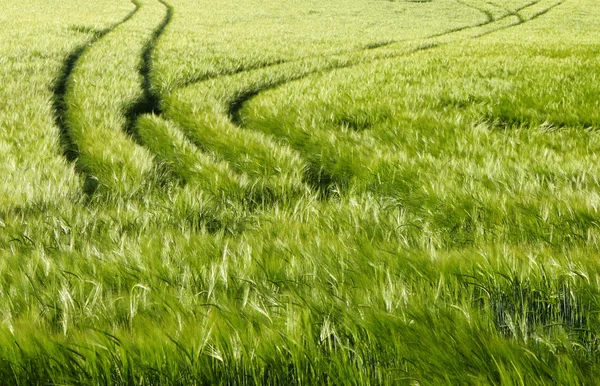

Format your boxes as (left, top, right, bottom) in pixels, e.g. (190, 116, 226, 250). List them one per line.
(2, 0, 600, 384)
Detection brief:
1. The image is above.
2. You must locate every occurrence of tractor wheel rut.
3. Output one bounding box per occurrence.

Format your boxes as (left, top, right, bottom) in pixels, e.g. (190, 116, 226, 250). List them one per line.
(51, 0, 140, 193)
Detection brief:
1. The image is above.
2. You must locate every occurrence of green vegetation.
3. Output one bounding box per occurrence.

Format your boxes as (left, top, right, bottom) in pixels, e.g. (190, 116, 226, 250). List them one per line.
(1, 0, 600, 383)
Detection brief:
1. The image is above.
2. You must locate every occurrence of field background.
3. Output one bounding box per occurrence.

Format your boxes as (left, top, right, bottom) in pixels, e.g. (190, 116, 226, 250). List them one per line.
(2, 0, 600, 384)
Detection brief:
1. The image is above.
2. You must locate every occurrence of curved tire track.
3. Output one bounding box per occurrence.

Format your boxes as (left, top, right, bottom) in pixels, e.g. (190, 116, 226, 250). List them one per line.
(227, 0, 565, 126)
(51, 0, 140, 194)
(130, 1, 296, 207)
(227, 0, 564, 124)
(474, 0, 564, 38)
(151, 0, 563, 198)
(164, 0, 558, 127)
(54, 0, 169, 197)
(166, 0, 529, 95)
(155, 2, 503, 197)
(63, 0, 564, 202)
(222, 0, 565, 194)
(126, 0, 173, 130)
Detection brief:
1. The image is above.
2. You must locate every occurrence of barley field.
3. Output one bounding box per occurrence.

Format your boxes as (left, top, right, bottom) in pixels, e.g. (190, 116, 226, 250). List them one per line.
(2, 0, 600, 384)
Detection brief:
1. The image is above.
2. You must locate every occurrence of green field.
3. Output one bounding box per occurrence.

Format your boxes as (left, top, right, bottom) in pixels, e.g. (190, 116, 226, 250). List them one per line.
(2, 0, 600, 383)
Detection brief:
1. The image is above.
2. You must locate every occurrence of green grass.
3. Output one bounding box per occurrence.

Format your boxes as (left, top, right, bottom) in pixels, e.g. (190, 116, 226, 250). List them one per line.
(2, 0, 600, 384)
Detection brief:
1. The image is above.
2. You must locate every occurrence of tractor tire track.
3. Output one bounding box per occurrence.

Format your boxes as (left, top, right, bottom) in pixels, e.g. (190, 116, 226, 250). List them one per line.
(54, 0, 169, 197)
(51, 0, 140, 193)
(129, 1, 291, 207)
(178, 0, 540, 91)
(153, 0, 508, 198)
(125, 0, 172, 133)
(147, 0, 563, 201)
(228, 0, 564, 126)
(166, 0, 504, 94)
(484, 0, 526, 22)
(165, 0, 551, 119)
(221, 0, 565, 194)
(474, 0, 563, 38)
